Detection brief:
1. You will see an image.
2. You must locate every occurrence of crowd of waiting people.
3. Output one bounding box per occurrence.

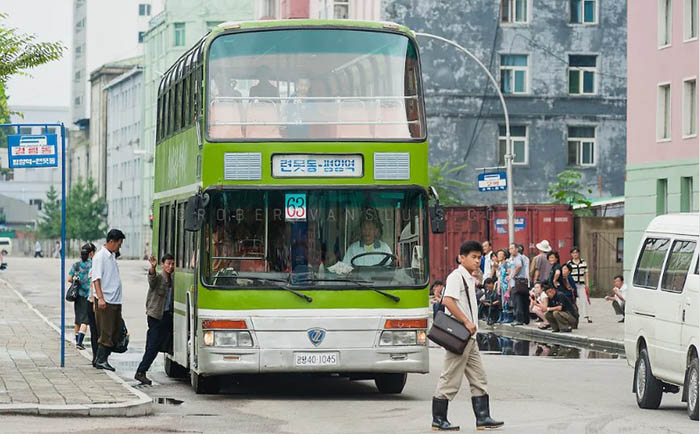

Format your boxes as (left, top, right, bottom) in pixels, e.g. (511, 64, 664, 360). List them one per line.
(432, 239, 627, 334)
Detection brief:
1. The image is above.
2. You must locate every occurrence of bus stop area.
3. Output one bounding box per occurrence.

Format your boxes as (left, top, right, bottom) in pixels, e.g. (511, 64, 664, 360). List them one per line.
(0, 277, 151, 416)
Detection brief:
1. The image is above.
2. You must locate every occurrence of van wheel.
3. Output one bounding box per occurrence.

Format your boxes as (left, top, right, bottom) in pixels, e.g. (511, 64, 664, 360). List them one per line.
(636, 348, 663, 409)
(375, 373, 407, 394)
(687, 357, 699, 420)
(191, 370, 220, 394)
(164, 354, 188, 378)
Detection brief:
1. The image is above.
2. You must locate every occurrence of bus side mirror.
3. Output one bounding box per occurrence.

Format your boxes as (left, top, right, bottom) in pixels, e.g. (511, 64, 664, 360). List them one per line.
(184, 193, 208, 232)
(428, 186, 446, 234)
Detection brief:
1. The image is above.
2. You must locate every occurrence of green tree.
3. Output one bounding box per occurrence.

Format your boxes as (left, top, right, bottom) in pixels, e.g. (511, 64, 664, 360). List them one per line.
(0, 13, 65, 82)
(428, 162, 471, 206)
(548, 170, 593, 216)
(67, 177, 107, 242)
(37, 185, 61, 238)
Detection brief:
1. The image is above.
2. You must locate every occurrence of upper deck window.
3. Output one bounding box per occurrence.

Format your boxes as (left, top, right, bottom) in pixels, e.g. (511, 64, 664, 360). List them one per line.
(207, 29, 425, 141)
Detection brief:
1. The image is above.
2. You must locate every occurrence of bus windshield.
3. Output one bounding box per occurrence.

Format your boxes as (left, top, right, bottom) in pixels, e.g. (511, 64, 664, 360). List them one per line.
(207, 28, 424, 141)
(201, 188, 428, 289)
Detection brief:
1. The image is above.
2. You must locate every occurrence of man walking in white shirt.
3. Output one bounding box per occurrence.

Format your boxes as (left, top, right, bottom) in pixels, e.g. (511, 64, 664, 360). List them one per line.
(432, 240, 504, 431)
(91, 229, 126, 371)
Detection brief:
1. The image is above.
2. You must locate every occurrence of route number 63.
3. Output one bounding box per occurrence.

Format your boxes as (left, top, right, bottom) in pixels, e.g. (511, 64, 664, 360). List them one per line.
(285, 193, 307, 221)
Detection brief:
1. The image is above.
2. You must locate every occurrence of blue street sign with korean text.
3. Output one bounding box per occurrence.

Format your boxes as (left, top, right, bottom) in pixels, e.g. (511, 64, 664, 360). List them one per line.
(478, 171, 507, 192)
(8, 134, 58, 168)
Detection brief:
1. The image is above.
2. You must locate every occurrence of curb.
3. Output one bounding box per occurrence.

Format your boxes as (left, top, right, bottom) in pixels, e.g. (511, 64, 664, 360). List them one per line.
(479, 320, 625, 353)
(0, 278, 153, 417)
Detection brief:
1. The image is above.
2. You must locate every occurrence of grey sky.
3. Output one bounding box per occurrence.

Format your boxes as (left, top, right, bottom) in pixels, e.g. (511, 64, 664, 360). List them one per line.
(4, 0, 73, 108)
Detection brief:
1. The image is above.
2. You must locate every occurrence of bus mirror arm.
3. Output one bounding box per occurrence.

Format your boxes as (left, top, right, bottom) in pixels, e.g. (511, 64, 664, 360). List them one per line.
(428, 186, 446, 234)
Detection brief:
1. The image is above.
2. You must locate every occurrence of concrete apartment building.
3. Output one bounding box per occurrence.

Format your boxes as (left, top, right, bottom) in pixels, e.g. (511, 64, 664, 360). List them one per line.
(624, 0, 699, 276)
(105, 68, 145, 259)
(383, 0, 628, 205)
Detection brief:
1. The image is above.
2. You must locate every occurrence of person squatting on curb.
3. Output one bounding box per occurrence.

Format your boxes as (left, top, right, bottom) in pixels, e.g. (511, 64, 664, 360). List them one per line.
(135, 253, 175, 385)
(92, 229, 126, 371)
(432, 240, 504, 431)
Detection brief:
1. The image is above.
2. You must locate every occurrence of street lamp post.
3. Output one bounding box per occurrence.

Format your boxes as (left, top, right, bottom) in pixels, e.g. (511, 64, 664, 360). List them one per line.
(415, 32, 515, 244)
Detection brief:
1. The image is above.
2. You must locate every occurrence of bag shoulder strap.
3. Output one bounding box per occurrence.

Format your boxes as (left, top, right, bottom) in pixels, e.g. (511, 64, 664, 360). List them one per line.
(460, 276, 474, 318)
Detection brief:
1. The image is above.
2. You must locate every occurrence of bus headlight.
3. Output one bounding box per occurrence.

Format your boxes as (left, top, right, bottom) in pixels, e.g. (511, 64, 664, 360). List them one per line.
(237, 331, 254, 347)
(379, 330, 418, 346)
(203, 330, 215, 346)
(214, 331, 238, 347)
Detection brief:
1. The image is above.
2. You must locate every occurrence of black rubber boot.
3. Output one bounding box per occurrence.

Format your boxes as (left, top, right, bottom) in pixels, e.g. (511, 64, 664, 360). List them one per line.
(94, 345, 115, 371)
(472, 395, 504, 430)
(432, 398, 460, 431)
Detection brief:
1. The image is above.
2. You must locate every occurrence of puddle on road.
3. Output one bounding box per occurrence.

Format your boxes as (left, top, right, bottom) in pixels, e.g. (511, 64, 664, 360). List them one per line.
(153, 397, 184, 405)
(476, 332, 623, 359)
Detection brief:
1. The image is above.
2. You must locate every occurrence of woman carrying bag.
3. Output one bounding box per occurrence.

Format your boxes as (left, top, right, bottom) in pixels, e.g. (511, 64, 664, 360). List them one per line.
(68, 243, 96, 350)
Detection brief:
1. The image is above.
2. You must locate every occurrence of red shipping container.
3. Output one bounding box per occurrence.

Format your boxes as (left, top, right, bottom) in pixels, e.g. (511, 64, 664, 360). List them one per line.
(428, 204, 574, 285)
(488, 204, 574, 263)
(429, 207, 488, 283)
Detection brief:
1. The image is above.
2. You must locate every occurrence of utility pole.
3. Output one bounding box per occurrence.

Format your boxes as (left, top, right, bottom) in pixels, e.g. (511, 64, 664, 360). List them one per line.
(415, 33, 515, 244)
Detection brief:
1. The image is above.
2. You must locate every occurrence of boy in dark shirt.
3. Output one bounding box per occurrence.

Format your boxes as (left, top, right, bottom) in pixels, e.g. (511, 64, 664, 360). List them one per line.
(478, 278, 501, 325)
(543, 285, 579, 333)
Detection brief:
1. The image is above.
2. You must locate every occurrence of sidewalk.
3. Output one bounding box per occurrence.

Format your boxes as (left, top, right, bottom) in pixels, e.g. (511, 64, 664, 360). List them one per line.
(479, 298, 625, 352)
(0, 278, 152, 416)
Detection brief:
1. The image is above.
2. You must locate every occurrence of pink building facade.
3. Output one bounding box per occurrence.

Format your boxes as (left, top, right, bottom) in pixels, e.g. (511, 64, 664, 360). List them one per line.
(258, 0, 381, 21)
(624, 0, 699, 275)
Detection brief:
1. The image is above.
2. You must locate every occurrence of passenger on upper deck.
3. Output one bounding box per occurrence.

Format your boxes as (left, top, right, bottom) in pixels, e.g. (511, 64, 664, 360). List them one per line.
(342, 211, 393, 267)
(249, 66, 280, 99)
(285, 78, 312, 138)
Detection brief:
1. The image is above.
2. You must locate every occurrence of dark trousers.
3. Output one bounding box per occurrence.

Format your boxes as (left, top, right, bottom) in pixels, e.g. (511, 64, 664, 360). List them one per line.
(95, 303, 122, 348)
(137, 312, 173, 373)
(512, 291, 530, 324)
(612, 300, 625, 316)
(87, 301, 99, 362)
(544, 310, 576, 331)
(479, 303, 501, 323)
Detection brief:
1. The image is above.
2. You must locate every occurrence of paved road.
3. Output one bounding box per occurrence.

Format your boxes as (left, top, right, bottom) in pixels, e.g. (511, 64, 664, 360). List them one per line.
(1, 257, 697, 433)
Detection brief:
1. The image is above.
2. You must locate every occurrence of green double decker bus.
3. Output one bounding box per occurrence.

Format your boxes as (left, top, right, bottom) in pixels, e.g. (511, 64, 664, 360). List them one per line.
(154, 19, 440, 394)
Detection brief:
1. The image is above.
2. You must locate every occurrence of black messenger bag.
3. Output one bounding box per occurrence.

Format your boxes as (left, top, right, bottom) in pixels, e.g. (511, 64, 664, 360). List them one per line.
(428, 276, 474, 355)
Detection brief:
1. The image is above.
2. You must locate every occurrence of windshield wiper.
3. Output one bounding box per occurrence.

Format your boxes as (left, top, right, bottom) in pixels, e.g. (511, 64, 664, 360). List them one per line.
(235, 276, 313, 303)
(295, 277, 400, 303)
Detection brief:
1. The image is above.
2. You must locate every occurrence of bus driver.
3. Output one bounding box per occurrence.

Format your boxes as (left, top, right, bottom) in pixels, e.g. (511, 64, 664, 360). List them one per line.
(342, 213, 393, 267)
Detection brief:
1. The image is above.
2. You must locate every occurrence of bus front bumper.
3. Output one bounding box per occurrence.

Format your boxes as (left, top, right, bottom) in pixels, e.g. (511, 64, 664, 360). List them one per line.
(197, 346, 429, 375)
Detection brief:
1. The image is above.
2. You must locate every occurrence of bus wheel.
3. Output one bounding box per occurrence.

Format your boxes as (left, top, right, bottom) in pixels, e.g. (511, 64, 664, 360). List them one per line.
(191, 371, 220, 394)
(635, 348, 663, 409)
(687, 357, 699, 420)
(375, 373, 407, 394)
(164, 354, 188, 378)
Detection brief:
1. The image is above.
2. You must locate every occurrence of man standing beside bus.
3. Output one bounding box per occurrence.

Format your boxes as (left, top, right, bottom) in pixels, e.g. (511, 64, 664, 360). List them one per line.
(92, 229, 126, 371)
(432, 240, 504, 431)
(135, 253, 175, 385)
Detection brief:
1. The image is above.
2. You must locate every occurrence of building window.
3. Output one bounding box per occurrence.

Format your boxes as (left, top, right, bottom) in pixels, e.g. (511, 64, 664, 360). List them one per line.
(498, 125, 528, 165)
(74, 70, 81, 81)
(207, 21, 223, 30)
(685, 0, 698, 40)
(500, 55, 528, 94)
(138, 31, 145, 43)
(616, 238, 624, 263)
(19, 127, 32, 135)
(657, 83, 671, 140)
(501, 0, 528, 23)
(570, 0, 596, 23)
(657, 178, 668, 215)
(74, 96, 81, 106)
(75, 45, 82, 58)
(174, 23, 185, 47)
(567, 126, 596, 166)
(681, 176, 694, 212)
(262, 0, 277, 18)
(683, 79, 697, 137)
(334, 1, 349, 19)
(659, 0, 672, 46)
(138, 3, 151, 16)
(568, 55, 597, 95)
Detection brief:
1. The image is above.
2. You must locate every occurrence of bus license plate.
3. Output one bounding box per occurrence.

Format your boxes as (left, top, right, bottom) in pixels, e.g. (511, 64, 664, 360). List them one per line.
(294, 352, 339, 367)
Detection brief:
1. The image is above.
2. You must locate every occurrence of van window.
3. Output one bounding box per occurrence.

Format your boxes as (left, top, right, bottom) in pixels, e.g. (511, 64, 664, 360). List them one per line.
(633, 238, 670, 289)
(0, 240, 9, 246)
(661, 240, 696, 293)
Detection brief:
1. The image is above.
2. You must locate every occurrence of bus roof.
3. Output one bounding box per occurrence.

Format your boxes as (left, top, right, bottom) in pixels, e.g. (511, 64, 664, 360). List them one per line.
(208, 19, 414, 38)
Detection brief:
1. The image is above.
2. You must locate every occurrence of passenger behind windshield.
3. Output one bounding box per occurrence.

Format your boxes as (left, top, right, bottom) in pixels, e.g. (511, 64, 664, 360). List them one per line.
(342, 212, 393, 266)
(249, 66, 280, 99)
(285, 78, 312, 138)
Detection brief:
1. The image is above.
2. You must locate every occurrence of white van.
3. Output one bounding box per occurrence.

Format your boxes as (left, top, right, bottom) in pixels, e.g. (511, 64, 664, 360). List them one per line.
(625, 213, 699, 420)
(0, 237, 12, 256)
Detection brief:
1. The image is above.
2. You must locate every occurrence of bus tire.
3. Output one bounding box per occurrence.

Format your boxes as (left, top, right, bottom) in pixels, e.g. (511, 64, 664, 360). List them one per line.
(375, 373, 407, 394)
(191, 370, 220, 394)
(687, 357, 699, 420)
(635, 348, 663, 409)
(164, 354, 188, 378)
